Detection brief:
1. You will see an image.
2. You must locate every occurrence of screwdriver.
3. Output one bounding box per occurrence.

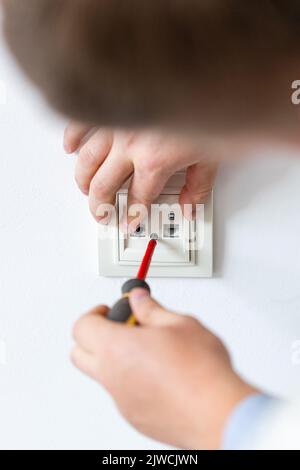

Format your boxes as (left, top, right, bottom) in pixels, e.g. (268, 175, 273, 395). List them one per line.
(107, 233, 158, 324)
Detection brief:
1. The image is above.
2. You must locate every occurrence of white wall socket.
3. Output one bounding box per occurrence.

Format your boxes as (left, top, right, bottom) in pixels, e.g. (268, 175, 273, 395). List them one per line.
(98, 172, 213, 278)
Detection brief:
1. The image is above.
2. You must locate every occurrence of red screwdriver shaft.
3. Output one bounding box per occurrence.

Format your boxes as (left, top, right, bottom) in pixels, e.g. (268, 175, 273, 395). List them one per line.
(136, 237, 158, 280)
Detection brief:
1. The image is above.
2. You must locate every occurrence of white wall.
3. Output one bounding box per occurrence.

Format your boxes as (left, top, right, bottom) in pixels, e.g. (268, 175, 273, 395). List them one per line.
(1, 33, 300, 450)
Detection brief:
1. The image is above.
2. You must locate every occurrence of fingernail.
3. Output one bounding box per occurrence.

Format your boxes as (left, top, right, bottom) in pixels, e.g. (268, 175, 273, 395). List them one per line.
(64, 142, 73, 154)
(120, 214, 128, 232)
(97, 217, 109, 226)
(130, 288, 150, 302)
(96, 206, 113, 225)
(81, 187, 89, 196)
(128, 219, 140, 234)
(183, 205, 194, 221)
(120, 217, 139, 235)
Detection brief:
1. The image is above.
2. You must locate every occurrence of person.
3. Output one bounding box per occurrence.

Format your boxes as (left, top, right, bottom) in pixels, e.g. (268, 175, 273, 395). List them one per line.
(3, 0, 300, 449)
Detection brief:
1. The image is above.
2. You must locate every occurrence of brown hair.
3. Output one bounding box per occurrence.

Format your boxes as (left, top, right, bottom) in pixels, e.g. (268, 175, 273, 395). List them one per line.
(3, 0, 300, 132)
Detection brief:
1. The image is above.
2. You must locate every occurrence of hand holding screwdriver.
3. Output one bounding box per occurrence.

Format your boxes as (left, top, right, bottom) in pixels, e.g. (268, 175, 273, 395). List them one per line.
(107, 234, 158, 324)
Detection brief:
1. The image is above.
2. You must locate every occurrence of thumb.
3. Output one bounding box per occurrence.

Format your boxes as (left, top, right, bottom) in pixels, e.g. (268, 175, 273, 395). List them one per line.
(179, 161, 218, 220)
(129, 288, 177, 326)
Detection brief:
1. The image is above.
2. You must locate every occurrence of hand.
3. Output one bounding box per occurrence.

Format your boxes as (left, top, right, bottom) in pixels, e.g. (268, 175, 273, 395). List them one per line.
(64, 123, 218, 227)
(71, 289, 257, 449)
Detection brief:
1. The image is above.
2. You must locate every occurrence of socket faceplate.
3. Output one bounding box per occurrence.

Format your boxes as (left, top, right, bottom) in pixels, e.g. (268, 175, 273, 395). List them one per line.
(98, 173, 213, 278)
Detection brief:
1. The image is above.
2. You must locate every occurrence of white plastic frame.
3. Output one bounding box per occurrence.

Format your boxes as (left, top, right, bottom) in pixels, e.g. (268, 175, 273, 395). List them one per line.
(98, 173, 213, 278)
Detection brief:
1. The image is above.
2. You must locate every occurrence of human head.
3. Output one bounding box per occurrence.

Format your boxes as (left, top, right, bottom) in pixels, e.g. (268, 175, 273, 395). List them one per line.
(3, 0, 300, 139)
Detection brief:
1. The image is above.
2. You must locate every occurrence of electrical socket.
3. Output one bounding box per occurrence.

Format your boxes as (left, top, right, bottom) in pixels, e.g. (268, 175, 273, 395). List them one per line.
(98, 172, 213, 278)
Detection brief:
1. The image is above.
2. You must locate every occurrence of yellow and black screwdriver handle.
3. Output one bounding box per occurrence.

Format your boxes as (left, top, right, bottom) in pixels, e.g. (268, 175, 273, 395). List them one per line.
(107, 278, 150, 325)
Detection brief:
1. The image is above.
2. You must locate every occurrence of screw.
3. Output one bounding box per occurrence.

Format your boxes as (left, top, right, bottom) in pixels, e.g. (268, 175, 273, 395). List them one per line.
(150, 233, 159, 240)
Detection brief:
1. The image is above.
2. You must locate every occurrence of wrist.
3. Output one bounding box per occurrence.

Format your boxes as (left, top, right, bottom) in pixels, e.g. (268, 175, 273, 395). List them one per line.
(188, 370, 258, 450)
(207, 372, 259, 450)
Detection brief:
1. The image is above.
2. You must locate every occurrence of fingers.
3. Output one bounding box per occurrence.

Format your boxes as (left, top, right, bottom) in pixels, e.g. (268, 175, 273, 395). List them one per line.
(75, 129, 113, 195)
(72, 305, 114, 353)
(125, 168, 171, 231)
(179, 162, 218, 220)
(70, 346, 100, 382)
(129, 288, 178, 326)
(64, 122, 94, 153)
(71, 304, 139, 390)
(89, 151, 133, 221)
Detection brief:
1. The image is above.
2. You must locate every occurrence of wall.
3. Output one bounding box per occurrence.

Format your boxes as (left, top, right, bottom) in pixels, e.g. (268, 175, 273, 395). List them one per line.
(1, 34, 300, 450)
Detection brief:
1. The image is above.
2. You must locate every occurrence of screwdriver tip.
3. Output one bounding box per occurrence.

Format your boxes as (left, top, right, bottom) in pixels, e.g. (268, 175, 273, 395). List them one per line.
(150, 233, 159, 241)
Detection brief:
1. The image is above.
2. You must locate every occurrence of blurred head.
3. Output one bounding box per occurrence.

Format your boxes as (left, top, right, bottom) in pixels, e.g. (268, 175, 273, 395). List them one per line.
(3, 0, 300, 140)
